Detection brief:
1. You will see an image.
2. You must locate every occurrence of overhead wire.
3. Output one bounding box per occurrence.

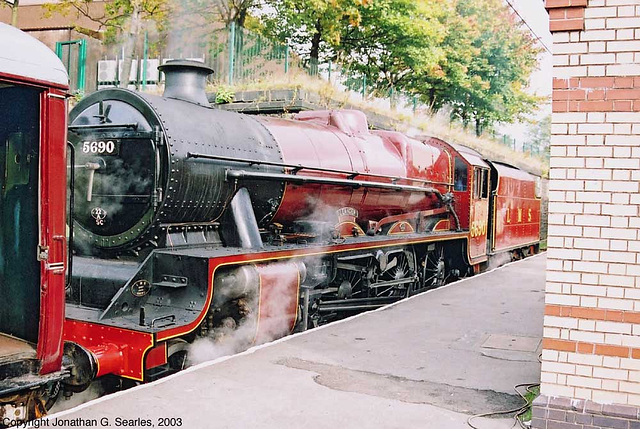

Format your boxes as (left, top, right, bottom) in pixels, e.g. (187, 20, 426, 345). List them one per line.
(505, 0, 553, 55)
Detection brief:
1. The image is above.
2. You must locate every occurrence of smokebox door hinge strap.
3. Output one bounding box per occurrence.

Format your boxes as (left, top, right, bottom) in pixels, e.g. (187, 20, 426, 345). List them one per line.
(154, 126, 163, 146)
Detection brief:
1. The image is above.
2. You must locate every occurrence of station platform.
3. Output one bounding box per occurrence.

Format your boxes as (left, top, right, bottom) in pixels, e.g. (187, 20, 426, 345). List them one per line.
(48, 254, 546, 429)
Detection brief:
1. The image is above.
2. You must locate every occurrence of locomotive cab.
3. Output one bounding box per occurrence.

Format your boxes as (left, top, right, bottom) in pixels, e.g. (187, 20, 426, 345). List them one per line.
(450, 144, 491, 265)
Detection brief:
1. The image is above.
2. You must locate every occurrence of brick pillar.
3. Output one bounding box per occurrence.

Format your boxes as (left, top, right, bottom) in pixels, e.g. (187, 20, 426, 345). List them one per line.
(534, 0, 640, 427)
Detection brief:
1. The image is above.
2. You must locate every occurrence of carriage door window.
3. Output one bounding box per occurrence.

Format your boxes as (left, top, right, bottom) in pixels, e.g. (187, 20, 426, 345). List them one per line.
(454, 157, 467, 191)
(0, 84, 41, 343)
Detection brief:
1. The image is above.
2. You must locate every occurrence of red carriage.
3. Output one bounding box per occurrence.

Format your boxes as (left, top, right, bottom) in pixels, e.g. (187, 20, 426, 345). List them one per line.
(0, 23, 69, 424)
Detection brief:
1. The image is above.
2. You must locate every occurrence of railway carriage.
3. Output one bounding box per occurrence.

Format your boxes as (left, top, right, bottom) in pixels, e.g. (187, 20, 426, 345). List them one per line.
(0, 23, 69, 424)
(489, 161, 541, 256)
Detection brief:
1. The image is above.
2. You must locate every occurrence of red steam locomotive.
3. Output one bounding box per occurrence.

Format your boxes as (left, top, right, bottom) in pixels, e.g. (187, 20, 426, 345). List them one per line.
(0, 29, 541, 423)
(60, 60, 540, 392)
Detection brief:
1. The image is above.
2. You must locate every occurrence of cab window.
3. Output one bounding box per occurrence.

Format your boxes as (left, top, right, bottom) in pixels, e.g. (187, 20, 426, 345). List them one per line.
(454, 158, 467, 191)
(473, 169, 481, 198)
(482, 169, 489, 198)
(473, 168, 489, 199)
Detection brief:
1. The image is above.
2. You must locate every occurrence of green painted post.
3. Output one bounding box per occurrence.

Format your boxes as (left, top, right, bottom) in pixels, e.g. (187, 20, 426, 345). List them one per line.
(362, 75, 366, 98)
(413, 96, 417, 113)
(328, 61, 332, 82)
(284, 42, 289, 74)
(55, 40, 86, 93)
(142, 31, 148, 90)
(77, 39, 86, 93)
(228, 22, 236, 85)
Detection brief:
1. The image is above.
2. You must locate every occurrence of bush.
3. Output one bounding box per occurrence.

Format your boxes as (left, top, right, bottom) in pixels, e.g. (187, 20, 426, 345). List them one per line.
(214, 86, 235, 104)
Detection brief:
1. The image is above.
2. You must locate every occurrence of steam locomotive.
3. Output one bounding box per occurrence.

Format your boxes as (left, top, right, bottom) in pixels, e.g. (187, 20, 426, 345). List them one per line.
(0, 27, 541, 422)
(61, 59, 540, 390)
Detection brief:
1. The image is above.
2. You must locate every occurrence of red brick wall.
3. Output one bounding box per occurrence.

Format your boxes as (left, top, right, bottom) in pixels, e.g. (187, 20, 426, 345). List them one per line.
(541, 0, 640, 409)
(546, 0, 587, 32)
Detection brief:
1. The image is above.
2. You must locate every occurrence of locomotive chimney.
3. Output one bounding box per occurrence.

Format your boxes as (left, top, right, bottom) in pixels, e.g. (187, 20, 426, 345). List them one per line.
(158, 59, 213, 107)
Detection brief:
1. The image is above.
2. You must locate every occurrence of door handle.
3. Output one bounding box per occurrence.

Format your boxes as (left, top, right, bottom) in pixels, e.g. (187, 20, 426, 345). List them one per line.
(46, 235, 67, 275)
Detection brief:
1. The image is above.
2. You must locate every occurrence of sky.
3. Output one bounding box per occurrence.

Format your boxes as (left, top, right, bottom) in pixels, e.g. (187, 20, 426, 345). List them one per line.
(499, 0, 552, 146)
(512, 0, 553, 98)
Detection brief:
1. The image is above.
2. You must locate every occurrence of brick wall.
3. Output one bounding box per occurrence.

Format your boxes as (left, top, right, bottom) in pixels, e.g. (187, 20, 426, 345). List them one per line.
(536, 0, 640, 427)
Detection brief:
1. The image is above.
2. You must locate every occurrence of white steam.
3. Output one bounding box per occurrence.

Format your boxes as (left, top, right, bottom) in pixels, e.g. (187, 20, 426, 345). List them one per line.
(186, 262, 300, 366)
(487, 252, 513, 271)
(187, 312, 257, 366)
(48, 383, 104, 414)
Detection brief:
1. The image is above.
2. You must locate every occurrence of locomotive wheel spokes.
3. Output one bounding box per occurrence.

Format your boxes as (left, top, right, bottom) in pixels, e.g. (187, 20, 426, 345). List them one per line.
(422, 245, 446, 289)
(342, 270, 364, 298)
(374, 249, 416, 297)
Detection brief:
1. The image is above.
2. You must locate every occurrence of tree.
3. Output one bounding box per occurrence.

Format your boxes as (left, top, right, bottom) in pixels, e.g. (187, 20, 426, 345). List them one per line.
(525, 115, 551, 155)
(44, 0, 170, 88)
(2, 0, 19, 27)
(173, 0, 258, 29)
(337, 0, 449, 102)
(260, 0, 369, 72)
(416, 0, 542, 135)
(211, 0, 256, 27)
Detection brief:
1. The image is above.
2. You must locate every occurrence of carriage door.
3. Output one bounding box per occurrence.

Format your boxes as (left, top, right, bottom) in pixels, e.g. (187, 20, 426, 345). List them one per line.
(468, 167, 490, 262)
(0, 85, 41, 343)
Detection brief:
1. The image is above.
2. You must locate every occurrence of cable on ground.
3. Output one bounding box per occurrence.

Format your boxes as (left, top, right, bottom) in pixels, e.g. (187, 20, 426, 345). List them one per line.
(466, 382, 540, 429)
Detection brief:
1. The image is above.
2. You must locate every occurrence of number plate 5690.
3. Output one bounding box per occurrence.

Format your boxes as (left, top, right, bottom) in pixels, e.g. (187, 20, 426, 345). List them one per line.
(81, 140, 120, 155)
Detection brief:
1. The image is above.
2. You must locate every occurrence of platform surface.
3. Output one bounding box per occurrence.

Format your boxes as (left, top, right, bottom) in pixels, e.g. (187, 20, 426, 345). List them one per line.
(50, 254, 546, 428)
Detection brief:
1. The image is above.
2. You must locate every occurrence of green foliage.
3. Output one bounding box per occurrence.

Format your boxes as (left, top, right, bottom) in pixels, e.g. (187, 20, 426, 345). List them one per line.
(259, 0, 369, 63)
(42, 0, 542, 136)
(175, 0, 258, 28)
(43, 0, 170, 44)
(337, 0, 448, 98)
(260, 0, 542, 135)
(214, 86, 235, 104)
(414, 0, 543, 135)
(519, 385, 540, 423)
(526, 115, 551, 155)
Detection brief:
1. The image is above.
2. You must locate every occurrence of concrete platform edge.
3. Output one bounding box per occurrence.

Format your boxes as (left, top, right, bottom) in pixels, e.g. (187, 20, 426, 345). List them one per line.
(48, 252, 547, 420)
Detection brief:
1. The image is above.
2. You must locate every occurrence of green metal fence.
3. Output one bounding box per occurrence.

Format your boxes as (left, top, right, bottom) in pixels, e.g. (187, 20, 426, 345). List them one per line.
(204, 23, 407, 108)
(56, 40, 87, 94)
(206, 22, 290, 86)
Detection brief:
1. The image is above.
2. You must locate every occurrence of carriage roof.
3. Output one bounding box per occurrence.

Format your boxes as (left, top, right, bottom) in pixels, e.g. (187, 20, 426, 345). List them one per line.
(0, 23, 68, 87)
